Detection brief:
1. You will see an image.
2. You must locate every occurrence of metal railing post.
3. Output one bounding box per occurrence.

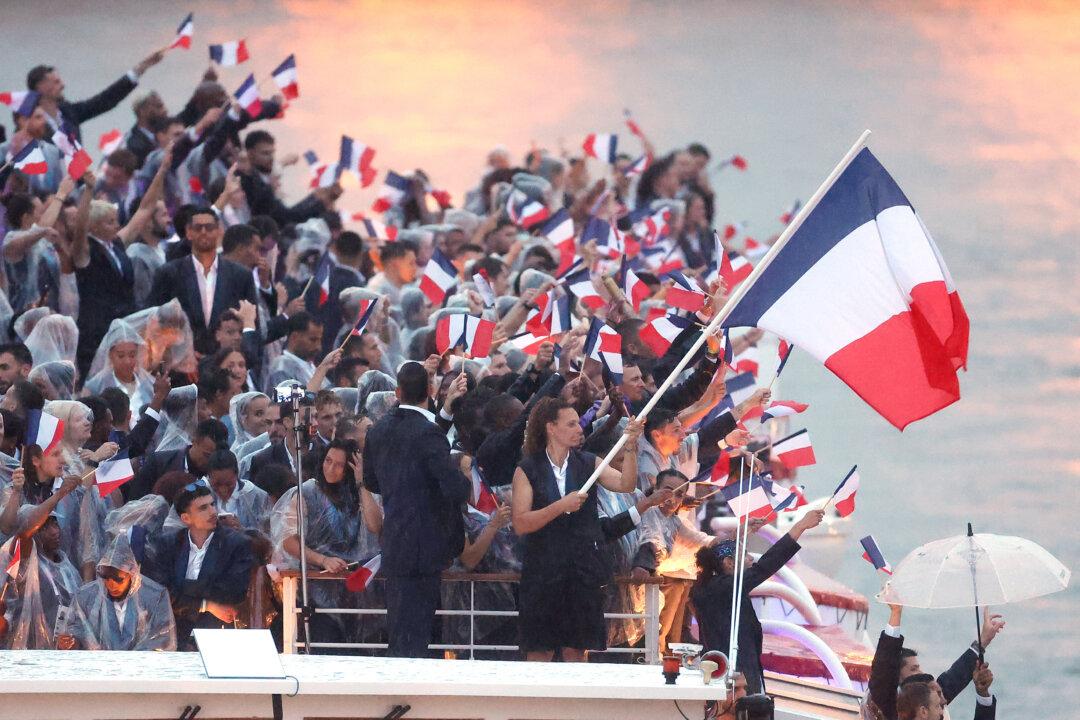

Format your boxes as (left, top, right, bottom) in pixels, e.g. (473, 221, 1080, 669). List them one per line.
(644, 581, 661, 665)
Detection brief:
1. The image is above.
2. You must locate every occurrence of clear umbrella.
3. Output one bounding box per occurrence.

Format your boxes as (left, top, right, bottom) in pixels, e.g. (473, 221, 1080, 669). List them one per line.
(879, 523, 1070, 658)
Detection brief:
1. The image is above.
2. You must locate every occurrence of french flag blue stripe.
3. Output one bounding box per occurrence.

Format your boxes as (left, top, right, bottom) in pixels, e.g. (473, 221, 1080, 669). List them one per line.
(725, 148, 911, 327)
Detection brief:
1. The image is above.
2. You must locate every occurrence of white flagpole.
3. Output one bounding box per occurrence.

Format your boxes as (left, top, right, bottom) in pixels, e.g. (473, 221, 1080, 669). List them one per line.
(578, 129, 872, 496)
(727, 455, 748, 674)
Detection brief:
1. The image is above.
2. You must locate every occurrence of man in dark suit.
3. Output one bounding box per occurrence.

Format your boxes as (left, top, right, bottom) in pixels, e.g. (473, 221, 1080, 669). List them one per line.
(146, 207, 259, 353)
(125, 418, 228, 501)
(315, 231, 366, 355)
(143, 482, 255, 651)
(244, 400, 297, 483)
(72, 144, 170, 380)
(363, 361, 470, 657)
(867, 603, 1005, 720)
(238, 130, 330, 227)
(26, 47, 165, 143)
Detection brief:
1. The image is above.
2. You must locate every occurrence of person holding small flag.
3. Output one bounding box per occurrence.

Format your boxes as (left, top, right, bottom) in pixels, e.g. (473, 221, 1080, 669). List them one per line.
(0, 92, 64, 194)
(691, 507, 825, 693)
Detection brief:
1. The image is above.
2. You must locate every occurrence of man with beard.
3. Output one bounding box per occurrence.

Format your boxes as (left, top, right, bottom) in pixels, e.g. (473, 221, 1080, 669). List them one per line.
(126, 191, 173, 307)
(56, 534, 176, 651)
(0, 344, 33, 397)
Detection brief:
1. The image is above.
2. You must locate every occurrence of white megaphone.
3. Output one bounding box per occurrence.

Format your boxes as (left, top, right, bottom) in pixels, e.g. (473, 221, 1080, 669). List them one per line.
(699, 650, 729, 685)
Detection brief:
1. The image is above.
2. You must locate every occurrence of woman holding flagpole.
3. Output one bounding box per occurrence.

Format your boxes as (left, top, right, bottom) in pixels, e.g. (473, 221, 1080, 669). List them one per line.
(511, 397, 643, 662)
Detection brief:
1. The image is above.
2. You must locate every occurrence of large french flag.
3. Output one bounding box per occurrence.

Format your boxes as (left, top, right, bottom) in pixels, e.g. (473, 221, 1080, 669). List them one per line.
(26, 410, 64, 453)
(11, 140, 48, 175)
(583, 133, 618, 163)
(435, 313, 495, 358)
(722, 147, 969, 430)
(419, 247, 458, 305)
(95, 450, 135, 497)
(771, 428, 816, 468)
(209, 39, 249, 66)
(271, 54, 299, 100)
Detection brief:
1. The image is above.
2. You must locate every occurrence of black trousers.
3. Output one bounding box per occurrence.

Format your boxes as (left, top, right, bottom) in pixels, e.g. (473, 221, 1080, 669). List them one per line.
(385, 574, 440, 658)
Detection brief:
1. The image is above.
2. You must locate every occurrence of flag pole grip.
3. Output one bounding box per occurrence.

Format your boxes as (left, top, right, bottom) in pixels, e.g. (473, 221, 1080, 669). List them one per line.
(578, 130, 872, 496)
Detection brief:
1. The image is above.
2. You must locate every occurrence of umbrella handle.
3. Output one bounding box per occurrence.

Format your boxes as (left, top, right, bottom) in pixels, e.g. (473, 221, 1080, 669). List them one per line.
(968, 523, 985, 662)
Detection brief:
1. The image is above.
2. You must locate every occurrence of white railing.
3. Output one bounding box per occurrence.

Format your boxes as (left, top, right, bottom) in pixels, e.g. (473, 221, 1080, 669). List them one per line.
(279, 571, 663, 662)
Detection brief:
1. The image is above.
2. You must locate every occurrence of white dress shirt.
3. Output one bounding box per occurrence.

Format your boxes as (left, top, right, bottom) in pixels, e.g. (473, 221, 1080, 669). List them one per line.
(191, 254, 219, 327)
(185, 531, 215, 580)
(112, 597, 129, 627)
(546, 451, 569, 497)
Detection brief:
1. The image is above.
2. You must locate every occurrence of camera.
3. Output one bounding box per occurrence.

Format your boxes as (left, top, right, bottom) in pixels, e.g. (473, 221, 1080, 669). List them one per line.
(274, 382, 315, 405)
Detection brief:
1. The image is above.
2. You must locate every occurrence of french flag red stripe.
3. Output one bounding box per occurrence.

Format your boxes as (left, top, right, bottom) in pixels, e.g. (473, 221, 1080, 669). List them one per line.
(831, 466, 860, 517)
(345, 554, 381, 592)
(771, 428, 816, 468)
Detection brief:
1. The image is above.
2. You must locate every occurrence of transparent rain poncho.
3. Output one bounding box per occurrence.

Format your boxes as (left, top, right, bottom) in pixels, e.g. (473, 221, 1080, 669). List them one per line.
(103, 495, 170, 542)
(330, 388, 358, 416)
(269, 478, 382, 646)
(126, 242, 165, 309)
(597, 486, 648, 647)
(0, 291, 13, 344)
(228, 391, 271, 454)
(119, 298, 197, 377)
(356, 370, 396, 415)
(57, 533, 177, 651)
(235, 432, 272, 483)
(266, 351, 318, 391)
(363, 391, 397, 424)
(1, 531, 83, 649)
(153, 385, 198, 453)
(214, 479, 274, 534)
(12, 306, 52, 343)
(29, 361, 77, 401)
(24, 313, 79, 366)
(440, 502, 522, 658)
(82, 319, 155, 416)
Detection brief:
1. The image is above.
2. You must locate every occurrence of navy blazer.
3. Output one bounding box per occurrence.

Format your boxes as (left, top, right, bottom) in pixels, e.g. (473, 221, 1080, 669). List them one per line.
(75, 236, 137, 372)
(146, 255, 258, 352)
(363, 407, 470, 577)
(143, 526, 254, 629)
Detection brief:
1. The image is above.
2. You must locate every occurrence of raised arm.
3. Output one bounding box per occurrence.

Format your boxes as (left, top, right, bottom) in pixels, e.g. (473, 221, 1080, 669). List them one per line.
(118, 143, 171, 245)
(593, 418, 643, 494)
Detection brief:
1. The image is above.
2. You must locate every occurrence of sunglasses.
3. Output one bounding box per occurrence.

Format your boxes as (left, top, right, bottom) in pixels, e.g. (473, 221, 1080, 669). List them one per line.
(189, 222, 218, 233)
(97, 569, 125, 582)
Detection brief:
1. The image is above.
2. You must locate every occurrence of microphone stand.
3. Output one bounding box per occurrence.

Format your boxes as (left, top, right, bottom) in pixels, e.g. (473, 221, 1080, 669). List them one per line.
(288, 384, 314, 654)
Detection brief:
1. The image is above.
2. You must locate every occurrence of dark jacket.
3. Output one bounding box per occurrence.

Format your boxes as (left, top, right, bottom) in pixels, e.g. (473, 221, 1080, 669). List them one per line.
(363, 407, 470, 577)
(630, 353, 718, 416)
(56, 75, 138, 142)
(146, 255, 258, 352)
(690, 533, 801, 693)
(123, 124, 157, 168)
(108, 410, 160, 460)
(475, 371, 565, 488)
(239, 170, 325, 228)
(868, 628, 980, 720)
(126, 447, 189, 502)
(143, 526, 255, 650)
(246, 441, 294, 484)
(315, 265, 364, 356)
(75, 236, 137, 377)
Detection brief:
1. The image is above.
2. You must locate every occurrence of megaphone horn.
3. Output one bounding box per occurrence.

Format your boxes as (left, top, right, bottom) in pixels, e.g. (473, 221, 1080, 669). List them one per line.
(701, 650, 728, 679)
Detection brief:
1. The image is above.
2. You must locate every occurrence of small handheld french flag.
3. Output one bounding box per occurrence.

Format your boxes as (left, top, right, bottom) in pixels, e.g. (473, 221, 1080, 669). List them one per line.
(95, 450, 135, 497)
(830, 466, 860, 517)
(721, 475, 774, 521)
(51, 124, 92, 180)
(771, 428, 816, 468)
(233, 74, 262, 117)
(436, 314, 494, 358)
(209, 39, 249, 66)
(470, 466, 499, 514)
(741, 400, 809, 423)
(170, 13, 194, 50)
(420, 248, 458, 306)
(345, 554, 381, 592)
(563, 267, 605, 311)
(271, 54, 299, 100)
(25, 410, 64, 453)
(620, 257, 650, 312)
(505, 188, 550, 228)
(372, 171, 411, 213)
(584, 317, 623, 384)
(10, 140, 48, 175)
(583, 133, 618, 163)
(349, 298, 378, 337)
(339, 135, 376, 179)
(99, 128, 123, 155)
(860, 534, 892, 575)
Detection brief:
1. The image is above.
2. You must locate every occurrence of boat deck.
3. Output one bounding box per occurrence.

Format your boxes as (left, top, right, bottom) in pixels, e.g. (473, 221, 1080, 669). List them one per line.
(0, 650, 864, 720)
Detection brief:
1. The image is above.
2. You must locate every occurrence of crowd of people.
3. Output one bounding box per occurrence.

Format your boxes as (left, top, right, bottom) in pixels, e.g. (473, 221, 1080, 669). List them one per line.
(0, 38, 999, 720)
